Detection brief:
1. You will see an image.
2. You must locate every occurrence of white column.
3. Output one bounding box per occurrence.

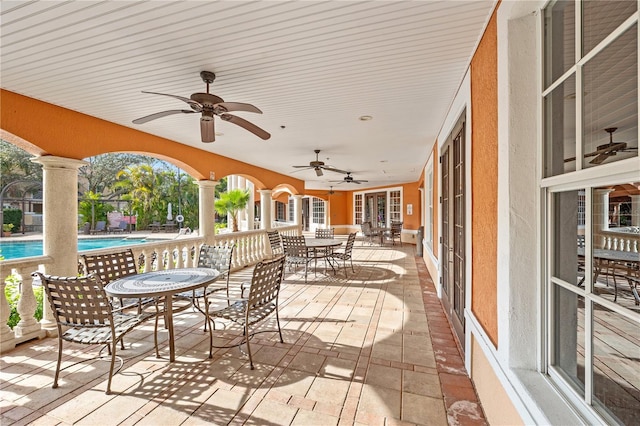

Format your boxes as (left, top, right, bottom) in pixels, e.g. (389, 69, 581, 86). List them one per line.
(259, 189, 273, 230)
(32, 156, 87, 332)
(293, 195, 303, 234)
(197, 180, 218, 245)
(247, 182, 255, 230)
(32, 156, 87, 276)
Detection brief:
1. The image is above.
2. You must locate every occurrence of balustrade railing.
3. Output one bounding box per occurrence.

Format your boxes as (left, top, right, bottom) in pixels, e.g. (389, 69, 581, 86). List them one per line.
(0, 225, 302, 353)
(595, 230, 639, 253)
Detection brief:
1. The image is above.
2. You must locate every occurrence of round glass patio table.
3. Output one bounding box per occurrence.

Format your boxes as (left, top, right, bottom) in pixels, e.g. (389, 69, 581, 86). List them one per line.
(105, 268, 221, 362)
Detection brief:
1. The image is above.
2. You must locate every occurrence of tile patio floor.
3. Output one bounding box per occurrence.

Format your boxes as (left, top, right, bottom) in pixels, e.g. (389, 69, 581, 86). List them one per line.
(0, 239, 486, 425)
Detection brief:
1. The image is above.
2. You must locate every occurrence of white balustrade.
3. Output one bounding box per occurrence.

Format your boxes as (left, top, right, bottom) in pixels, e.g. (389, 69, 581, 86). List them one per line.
(0, 228, 308, 353)
(595, 230, 639, 253)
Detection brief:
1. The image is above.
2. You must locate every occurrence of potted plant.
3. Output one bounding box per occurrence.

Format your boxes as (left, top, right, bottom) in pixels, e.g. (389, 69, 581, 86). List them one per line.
(214, 189, 250, 232)
(2, 223, 14, 237)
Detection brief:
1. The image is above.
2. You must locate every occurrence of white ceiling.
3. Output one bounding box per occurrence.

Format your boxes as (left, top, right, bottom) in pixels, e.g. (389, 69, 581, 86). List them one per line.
(0, 0, 495, 190)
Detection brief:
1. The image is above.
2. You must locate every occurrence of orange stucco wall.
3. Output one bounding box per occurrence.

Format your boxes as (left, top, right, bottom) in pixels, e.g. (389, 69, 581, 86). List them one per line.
(470, 11, 499, 346)
(1, 90, 304, 194)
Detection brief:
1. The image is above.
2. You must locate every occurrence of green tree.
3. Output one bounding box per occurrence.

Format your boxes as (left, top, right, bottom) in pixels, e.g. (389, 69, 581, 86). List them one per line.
(215, 189, 250, 232)
(114, 164, 160, 228)
(80, 153, 152, 194)
(78, 191, 115, 227)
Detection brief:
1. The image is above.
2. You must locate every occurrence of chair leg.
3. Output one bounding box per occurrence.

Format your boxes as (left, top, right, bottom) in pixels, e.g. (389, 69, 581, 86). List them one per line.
(245, 324, 254, 370)
(276, 309, 284, 343)
(53, 337, 63, 389)
(350, 257, 354, 273)
(106, 340, 117, 394)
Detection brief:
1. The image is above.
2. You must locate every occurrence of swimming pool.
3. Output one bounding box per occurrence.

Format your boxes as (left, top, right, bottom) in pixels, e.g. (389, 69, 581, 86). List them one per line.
(0, 238, 156, 260)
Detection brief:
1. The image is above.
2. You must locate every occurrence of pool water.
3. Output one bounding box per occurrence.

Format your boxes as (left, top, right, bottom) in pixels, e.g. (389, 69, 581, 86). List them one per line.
(0, 238, 154, 260)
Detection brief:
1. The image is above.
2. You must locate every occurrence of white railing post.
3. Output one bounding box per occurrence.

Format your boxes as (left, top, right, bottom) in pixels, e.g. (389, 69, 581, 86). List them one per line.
(14, 267, 44, 339)
(0, 275, 16, 352)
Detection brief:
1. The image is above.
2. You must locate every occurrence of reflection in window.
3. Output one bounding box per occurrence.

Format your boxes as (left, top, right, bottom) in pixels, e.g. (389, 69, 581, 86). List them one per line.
(583, 25, 638, 170)
(552, 285, 585, 397)
(582, 1, 637, 54)
(544, 0, 575, 88)
(544, 74, 576, 177)
(552, 190, 582, 286)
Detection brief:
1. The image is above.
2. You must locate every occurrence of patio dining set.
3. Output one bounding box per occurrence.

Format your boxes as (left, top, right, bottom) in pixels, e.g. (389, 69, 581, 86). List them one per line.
(34, 228, 364, 394)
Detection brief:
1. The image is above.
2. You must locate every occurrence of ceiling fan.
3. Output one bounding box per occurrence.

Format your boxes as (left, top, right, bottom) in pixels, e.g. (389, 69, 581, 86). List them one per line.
(331, 172, 368, 185)
(292, 149, 347, 177)
(565, 127, 637, 164)
(132, 71, 270, 143)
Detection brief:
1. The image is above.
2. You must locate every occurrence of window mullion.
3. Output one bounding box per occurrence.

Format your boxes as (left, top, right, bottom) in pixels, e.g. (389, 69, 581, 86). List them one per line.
(584, 188, 593, 405)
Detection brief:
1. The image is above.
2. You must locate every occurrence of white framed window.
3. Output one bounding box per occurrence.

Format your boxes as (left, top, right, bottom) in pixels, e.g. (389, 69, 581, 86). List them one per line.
(354, 193, 363, 224)
(312, 197, 325, 225)
(288, 197, 294, 222)
(542, 2, 638, 423)
(389, 190, 401, 222)
(275, 201, 286, 222)
(354, 187, 403, 227)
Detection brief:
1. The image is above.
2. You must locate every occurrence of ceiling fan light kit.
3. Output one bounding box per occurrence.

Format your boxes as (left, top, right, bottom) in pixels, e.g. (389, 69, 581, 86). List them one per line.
(292, 149, 348, 176)
(133, 71, 271, 143)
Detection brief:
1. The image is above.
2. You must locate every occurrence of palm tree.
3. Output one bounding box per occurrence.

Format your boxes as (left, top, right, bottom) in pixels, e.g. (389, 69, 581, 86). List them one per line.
(214, 189, 250, 232)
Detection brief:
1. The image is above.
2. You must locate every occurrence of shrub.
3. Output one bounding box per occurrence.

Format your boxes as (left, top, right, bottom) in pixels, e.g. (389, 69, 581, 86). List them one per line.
(2, 209, 22, 231)
(4, 275, 44, 329)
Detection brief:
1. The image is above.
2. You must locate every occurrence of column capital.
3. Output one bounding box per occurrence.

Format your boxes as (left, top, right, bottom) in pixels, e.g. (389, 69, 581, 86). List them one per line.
(197, 179, 219, 188)
(259, 188, 273, 194)
(292, 194, 304, 200)
(31, 155, 87, 170)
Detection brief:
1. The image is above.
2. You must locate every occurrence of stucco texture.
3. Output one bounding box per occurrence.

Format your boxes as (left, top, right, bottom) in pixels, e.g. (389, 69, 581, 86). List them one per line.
(470, 11, 499, 346)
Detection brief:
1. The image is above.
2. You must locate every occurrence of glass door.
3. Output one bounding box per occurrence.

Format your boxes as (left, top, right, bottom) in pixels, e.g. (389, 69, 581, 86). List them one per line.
(365, 192, 387, 228)
(440, 114, 466, 350)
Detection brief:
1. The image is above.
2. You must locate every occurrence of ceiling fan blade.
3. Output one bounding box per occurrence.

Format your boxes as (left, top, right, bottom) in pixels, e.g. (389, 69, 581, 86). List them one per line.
(590, 153, 610, 164)
(200, 118, 215, 143)
(133, 109, 196, 124)
(316, 167, 323, 177)
(142, 91, 202, 110)
(216, 102, 262, 114)
(323, 166, 348, 174)
(220, 113, 271, 140)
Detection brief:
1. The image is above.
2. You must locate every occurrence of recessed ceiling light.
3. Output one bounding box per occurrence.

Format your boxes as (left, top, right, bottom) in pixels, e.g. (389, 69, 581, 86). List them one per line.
(359, 115, 373, 121)
(380, 160, 388, 163)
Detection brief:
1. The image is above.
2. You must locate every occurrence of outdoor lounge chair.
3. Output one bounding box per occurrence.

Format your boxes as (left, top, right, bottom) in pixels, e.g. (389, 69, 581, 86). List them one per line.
(90, 220, 107, 235)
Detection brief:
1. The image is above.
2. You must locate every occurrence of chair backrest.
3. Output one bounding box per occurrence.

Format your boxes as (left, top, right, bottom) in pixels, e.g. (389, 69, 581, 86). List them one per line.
(281, 235, 308, 257)
(81, 222, 91, 234)
(119, 221, 128, 230)
(315, 228, 334, 239)
(198, 243, 235, 276)
(82, 249, 138, 284)
(344, 232, 357, 254)
(267, 231, 283, 255)
(34, 272, 112, 328)
(95, 221, 106, 231)
(246, 256, 286, 309)
(390, 221, 403, 233)
(361, 221, 372, 236)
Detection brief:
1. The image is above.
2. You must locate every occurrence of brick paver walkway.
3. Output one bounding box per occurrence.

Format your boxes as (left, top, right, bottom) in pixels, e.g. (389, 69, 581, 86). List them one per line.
(0, 240, 486, 425)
